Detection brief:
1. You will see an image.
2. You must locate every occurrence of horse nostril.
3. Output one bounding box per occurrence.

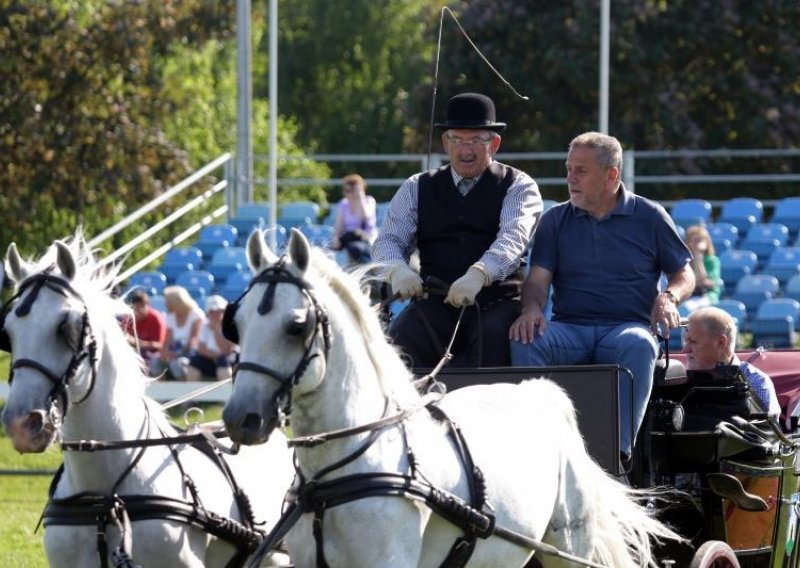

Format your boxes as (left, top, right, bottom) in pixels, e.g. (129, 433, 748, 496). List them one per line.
(242, 413, 264, 432)
(25, 411, 46, 434)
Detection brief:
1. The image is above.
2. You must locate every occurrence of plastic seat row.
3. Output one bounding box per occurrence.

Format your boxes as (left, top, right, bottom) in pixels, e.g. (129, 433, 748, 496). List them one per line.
(671, 197, 800, 239)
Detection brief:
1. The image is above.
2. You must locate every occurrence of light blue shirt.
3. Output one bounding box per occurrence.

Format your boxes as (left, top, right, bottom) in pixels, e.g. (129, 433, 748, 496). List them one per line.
(735, 357, 781, 419)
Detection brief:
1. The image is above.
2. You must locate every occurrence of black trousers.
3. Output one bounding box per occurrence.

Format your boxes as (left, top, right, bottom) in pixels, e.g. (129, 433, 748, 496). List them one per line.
(388, 295, 520, 370)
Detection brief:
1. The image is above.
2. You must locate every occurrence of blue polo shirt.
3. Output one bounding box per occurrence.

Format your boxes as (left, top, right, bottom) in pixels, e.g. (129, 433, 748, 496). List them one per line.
(531, 186, 691, 325)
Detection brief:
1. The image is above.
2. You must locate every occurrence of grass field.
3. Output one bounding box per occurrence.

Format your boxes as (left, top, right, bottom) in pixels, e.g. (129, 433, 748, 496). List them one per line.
(1, 352, 54, 567)
(0, 353, 228, 566)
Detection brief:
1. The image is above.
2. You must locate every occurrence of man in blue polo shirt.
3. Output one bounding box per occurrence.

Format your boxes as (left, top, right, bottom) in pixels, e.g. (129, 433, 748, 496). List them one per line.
(509, 131, 695, 463)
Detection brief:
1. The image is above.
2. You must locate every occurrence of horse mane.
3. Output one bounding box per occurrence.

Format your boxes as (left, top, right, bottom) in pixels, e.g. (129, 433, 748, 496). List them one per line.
(306, 251, 419, 405)
(13, 231, 154, 403)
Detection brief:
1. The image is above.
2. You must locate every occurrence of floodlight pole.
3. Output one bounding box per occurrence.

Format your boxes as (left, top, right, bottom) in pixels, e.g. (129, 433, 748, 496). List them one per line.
(236, 0, 253, 209)
(268, 0, 278, 251)
(599, 0, 610, 134)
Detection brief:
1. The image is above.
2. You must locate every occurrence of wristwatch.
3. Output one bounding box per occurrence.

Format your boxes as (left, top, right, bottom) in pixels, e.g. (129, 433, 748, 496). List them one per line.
(663, 289, 680, 306)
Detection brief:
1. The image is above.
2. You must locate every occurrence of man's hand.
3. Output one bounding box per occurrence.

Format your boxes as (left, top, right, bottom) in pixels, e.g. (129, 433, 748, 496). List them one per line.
(445, 266, 488, 307)
(650, 292, 681, 338)
(509, 304, 547, 344)
(388, 262, 424, 299)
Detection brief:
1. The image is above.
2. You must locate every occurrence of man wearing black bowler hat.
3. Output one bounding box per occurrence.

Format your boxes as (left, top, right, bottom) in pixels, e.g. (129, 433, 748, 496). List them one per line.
(373, 92, 543, 368)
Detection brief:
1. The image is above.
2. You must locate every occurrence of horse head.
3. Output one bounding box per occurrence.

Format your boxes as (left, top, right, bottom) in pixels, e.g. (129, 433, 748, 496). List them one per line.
(1, 240, 100, 453)
(223, 228, 331, 445)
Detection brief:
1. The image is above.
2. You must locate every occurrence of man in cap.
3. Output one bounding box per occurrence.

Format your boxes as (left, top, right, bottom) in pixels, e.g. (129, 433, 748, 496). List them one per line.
(186, 294, 238, 381)
(373, 92, 543, 368)
(509, 131, 695, 463)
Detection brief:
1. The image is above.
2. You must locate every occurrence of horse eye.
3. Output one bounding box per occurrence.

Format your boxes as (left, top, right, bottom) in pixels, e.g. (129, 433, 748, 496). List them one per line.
(287, 311, 308, 336)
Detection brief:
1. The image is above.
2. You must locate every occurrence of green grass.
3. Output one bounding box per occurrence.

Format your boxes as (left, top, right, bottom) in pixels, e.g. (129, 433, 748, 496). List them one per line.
(1, 351, 55, 566)
(0, 352, 226, 565)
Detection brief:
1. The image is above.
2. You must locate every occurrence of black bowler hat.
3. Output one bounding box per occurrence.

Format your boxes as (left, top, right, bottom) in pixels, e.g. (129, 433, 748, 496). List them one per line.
(434, 92, 507, 133)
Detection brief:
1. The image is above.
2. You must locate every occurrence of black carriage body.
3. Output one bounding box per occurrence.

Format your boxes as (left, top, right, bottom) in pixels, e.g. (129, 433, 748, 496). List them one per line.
(417, 362, 800, 568)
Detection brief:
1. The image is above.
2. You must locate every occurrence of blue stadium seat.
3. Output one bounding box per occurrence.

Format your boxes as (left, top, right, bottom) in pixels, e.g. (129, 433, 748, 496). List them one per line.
(207, 247, 249, 284)
(719, 249, 758, 296)
(279, 201, 320, 229)
(749, 298, 800, 348)
(158, 246, 203, 284)
(716, 299, 748, 332)
(148, 294, 167, 314)
(230, 202, 271, 242)
(743, 222, 790, 245)
(731, 274, 779, 317)
(718, 197, 764, 238)
(175, 270, 215, 297)
(761, 247, 800, 286)
(670, 198, 712, 229)
(785, 274, 800, 303)
(737, 238, 781, 269)
(376, 201, 392, 227)
(770, 197, 800, 239)
(262, 225, 288, 253)
(323, 203, 339, 226)
(218, 269, 254, 302)
(127, 270, 167, 297)
(707, 222, 740, 249)
(299, 224, 335, 248)
(196, 224, 238, 261)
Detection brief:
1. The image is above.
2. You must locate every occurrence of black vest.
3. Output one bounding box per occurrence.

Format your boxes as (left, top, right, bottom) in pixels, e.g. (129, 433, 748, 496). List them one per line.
(417, 163, 525, 302)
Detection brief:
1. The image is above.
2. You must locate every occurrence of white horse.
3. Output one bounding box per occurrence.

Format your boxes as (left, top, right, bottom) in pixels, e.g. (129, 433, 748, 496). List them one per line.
(0, 236, 296, 568)
(221, 228, 683, 568)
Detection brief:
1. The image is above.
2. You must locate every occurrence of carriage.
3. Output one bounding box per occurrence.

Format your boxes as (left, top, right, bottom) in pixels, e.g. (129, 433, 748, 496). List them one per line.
(429, 349, 800, 568)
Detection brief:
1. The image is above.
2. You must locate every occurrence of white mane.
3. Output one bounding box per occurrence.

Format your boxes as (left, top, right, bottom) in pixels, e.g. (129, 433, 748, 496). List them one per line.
(305, 251, 419, 406)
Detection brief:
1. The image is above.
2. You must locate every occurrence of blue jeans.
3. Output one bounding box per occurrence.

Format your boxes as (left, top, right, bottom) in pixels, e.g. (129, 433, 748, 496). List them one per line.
(510, 321, 658, 456)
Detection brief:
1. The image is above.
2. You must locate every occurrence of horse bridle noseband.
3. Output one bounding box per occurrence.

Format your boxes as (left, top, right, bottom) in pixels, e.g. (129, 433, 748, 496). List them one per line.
(222, 258, 331, 419)
(0, 269, 99, 417)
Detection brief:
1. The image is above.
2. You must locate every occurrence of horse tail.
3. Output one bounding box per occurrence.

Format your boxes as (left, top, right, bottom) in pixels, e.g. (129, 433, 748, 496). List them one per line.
(536, 379, 683, 568)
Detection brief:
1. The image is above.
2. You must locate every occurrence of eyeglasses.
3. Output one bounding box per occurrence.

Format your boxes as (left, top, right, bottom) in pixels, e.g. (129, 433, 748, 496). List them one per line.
(445, 134, 494, 148)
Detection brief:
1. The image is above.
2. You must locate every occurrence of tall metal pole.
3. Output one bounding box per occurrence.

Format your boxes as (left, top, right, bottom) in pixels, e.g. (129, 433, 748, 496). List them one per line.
(599, 0, 610, 134)
(235, 0, 253, 210)
(268, 0, 278, 251)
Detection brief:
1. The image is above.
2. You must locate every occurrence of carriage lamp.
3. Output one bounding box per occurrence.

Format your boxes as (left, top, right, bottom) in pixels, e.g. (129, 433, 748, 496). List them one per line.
(651, 399, 685, 432)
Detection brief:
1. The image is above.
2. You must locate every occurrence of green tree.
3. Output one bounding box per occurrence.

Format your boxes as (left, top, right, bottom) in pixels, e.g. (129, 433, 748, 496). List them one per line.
(265, 1, 443, 167)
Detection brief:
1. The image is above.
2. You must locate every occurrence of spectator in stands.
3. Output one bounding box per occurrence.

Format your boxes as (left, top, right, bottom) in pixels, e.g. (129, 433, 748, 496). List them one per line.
(186, 295, 237, 381)
(123, 289, 167, 374)
(684, 306, 780, 419)
(682, 224, 721, 312)
(331, 173, 377, 264)
(151, 285, 205, 380)
(373, 92, 542, 368)
(509, 131, 695, 462)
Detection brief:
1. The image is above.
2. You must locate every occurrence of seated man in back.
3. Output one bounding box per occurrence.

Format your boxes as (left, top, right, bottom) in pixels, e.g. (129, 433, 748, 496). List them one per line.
(123, 289, 167, 374)
(684, 306, 780, 420)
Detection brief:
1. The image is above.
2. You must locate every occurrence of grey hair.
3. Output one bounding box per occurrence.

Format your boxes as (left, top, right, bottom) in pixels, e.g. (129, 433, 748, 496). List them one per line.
(689, 306, 737, 355)
(569, 131, 623, 171)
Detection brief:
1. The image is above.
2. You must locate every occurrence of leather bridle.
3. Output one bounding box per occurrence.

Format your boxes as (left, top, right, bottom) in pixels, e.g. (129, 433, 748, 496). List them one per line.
(223, 259, 331, 420)
(0, 270, 99, 418)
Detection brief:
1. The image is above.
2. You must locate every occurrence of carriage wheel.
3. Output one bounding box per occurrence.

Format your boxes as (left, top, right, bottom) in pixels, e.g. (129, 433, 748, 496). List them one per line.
(688, 541, 741, 568)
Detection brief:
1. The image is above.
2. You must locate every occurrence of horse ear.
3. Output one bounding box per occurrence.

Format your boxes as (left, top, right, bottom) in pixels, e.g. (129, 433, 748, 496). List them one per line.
(55, 241, 77, 281)
(6, 242, 29, 283)
(287, 228, 310, 274)
(247, 228, 278, 272)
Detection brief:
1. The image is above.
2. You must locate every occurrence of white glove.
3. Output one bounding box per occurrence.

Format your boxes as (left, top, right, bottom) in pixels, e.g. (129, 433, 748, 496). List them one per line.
(388, 262, 424, 299)
(445, 265, 490, 307)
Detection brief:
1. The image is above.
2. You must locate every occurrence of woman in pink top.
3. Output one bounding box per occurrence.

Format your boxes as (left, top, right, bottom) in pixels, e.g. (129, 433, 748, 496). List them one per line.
(332, 173, 377, 264)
